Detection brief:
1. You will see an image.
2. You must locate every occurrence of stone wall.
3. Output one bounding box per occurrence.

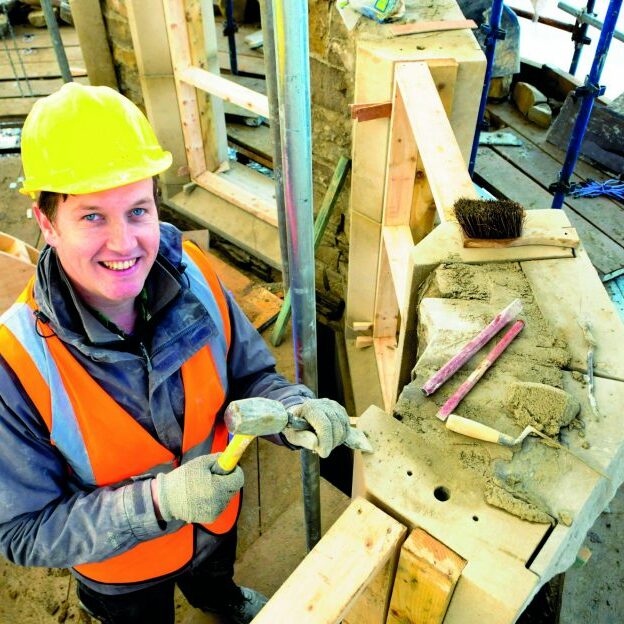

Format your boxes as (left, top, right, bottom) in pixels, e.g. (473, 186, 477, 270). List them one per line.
(100, 0, 143, 107)
(309, 2, 356, 320)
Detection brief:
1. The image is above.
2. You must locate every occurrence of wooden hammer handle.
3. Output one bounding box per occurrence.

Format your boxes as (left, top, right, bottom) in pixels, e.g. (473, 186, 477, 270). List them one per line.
(217, 434, 255, 473)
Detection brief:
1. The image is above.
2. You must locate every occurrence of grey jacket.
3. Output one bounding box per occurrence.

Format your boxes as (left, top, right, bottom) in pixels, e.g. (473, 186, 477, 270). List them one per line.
(0, 223, 312, 594)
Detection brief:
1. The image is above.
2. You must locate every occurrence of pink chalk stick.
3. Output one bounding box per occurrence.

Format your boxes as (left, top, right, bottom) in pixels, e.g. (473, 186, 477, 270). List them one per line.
(421, 298, 523, 396)
(436, 319, 525, 421)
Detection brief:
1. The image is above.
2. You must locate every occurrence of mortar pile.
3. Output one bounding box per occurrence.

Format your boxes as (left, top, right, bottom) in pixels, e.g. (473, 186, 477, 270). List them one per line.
(393, 261, 591, 526)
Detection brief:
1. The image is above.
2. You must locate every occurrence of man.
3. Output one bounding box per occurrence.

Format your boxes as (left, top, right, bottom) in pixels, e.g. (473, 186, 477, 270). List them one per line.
(0, 83, 350, 624)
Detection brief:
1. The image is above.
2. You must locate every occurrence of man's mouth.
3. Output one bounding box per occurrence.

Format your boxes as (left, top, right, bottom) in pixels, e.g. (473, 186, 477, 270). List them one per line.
(100, 259, 138, 271)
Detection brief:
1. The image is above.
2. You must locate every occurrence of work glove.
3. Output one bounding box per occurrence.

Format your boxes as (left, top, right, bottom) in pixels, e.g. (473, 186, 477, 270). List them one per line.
(283, 398, 350, 458)
(155, 454, 244, 524)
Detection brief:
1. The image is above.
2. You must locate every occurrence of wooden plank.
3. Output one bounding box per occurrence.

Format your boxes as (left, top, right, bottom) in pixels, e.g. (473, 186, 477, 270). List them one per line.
(373, 240, 399, 340)
(374, 336, 398, 413)
(126, 0, 190, 198)
(0, 76, 89, 98)
(70, 0, 117, 88)
(0, 62, 86, 81)
(383, 83, 417, 226)
(396, 62, 477, 222)
(252, 498, 407, 624)
(411, 59, 459, 242)
(195, 166, 277, 227)
(166, 185, 281, 269)
(180, 66, 269, 117)
(390, 19, 477, 37)
(161, 0, 208, 177)
(351, 101, 392, 122)
(205, 251, 282, 330)
(343, 554, 401, 624)
(9, 25, 79, 48)
(474, 146, 624, 276)
(383, 225, 413, 315)
(187, 0, 229, 170)
(0, 46, 83, 65)
(0, 232, 38, 315)
(386, 529, 466, 624)
(492, 141, 624, 246)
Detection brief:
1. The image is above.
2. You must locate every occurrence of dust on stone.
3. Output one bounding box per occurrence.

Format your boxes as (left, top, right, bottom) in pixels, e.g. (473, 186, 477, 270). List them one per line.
(393, 261, 582, 524)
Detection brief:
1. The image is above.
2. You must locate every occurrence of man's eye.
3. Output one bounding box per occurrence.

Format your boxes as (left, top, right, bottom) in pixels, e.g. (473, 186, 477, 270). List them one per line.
(131, 208, 146, 217)
(83, 213, 99, 222)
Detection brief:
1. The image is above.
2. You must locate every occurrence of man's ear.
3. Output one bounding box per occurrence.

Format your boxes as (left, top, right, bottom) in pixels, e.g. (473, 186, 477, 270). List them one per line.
(32, 204, 59, 248)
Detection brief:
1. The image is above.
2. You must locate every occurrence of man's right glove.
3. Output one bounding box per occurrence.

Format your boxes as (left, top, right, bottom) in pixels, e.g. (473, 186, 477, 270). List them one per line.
(155, 454, 244, 524)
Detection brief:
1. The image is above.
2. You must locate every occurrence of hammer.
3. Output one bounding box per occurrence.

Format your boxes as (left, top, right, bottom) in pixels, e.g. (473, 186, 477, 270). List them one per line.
(216, 397, 373, 473)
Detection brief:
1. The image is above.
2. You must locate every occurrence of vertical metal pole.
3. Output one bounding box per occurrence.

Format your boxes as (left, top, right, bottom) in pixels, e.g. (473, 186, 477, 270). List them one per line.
(468, 0, 506, 177)
(569, 0, 596, 75)
(225, 0, 238, 75)
(259, 0, 290, 295)
(552, 0, 623, 208)
(40, 0, 72, 83)
(271, 0, 321, 551)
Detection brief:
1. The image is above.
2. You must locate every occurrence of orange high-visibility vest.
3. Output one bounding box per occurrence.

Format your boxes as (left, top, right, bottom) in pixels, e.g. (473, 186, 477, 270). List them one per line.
(0, 241, 240, 584)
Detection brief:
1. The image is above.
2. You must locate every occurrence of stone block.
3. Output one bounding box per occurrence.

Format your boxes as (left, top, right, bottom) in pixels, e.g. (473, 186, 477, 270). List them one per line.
(311, 58, 350, 114)
(513, 81, 547, 116)
(309, 0, 331, 58)
(527, 103, 552, 128)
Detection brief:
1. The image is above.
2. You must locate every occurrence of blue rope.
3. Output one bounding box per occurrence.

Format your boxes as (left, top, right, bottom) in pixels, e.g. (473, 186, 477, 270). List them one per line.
(569, 178, 624, 201)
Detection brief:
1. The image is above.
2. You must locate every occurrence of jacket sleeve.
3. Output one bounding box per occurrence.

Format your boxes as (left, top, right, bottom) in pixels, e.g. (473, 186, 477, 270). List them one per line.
(0, 363, 168, 568)
(225, 290, 314, 409)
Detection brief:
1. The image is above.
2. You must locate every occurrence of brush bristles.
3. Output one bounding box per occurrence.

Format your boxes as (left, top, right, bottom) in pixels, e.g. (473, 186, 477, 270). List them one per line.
(453, 198, 526, 240)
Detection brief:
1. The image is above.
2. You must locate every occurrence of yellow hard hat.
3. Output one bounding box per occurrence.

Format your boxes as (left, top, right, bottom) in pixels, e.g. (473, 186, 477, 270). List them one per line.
(20, 83, 172, 196)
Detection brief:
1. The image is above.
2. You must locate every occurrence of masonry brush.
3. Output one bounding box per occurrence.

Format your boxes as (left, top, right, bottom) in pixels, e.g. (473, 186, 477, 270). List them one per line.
(453, 197, 579, 249)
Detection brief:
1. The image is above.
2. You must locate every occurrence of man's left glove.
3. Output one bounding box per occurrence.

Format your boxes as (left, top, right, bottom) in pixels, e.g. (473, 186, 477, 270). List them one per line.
(283, 398, 350, 458)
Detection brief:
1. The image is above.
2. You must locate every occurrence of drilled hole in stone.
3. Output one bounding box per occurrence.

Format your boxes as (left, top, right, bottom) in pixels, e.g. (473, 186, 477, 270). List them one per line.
(434, 486, 450, 502)
(406, 470, 413, 477)
(472, 515, 479, 522)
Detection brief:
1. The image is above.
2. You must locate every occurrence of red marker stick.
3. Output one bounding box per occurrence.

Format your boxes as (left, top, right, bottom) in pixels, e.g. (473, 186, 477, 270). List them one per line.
(421, 299, 523, 396)
(436, 319, 525, 422)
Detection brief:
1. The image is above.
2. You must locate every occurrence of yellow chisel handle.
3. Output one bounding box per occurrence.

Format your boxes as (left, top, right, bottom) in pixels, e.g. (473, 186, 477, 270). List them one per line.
(217, 434, 255, 473)
(445, 414, 515, 446)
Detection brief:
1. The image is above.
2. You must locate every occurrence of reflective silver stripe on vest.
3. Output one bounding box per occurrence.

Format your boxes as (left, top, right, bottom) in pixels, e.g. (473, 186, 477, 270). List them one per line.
(182, 250, 229, 392)
(1, 302, 96, 485)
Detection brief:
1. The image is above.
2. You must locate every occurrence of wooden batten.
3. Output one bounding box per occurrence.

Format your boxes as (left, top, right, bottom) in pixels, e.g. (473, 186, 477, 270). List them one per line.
(195, 166, 278, 228)
(386, 529, 466, 624)
(180, 66, 270, 118)
(253, 498, 407, 624)
(161, 0, 208, 177)
(396, 62, 477, 222)
(0, 233, 39, 315)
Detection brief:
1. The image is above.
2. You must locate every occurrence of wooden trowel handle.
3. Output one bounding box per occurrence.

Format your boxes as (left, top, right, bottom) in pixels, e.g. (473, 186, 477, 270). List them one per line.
(445, 415, 515, 446)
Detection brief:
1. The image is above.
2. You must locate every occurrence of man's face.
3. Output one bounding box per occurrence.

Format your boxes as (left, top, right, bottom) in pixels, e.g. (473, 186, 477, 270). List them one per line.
(34, 178, 160, 319)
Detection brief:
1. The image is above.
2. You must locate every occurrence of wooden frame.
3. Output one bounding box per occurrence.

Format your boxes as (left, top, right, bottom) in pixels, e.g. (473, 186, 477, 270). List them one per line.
(161, 0, 277, 225)
(372, 61, 477, 411)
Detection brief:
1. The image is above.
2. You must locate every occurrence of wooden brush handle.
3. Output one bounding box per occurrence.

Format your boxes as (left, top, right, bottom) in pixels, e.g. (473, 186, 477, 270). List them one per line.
(464, 227, 580, 249)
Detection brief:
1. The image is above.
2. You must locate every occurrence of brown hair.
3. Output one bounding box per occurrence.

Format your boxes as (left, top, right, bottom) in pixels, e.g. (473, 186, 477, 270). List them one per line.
(37, 178, 161, 222)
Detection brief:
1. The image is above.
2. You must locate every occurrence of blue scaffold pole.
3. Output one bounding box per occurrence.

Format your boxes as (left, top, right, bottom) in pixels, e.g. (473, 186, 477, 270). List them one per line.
(551, 0, 623, 208)
(468, 0, 506, 177)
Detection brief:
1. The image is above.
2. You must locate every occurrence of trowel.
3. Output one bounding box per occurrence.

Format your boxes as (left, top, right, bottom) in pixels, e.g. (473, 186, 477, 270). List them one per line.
(445, 414, 608, 478)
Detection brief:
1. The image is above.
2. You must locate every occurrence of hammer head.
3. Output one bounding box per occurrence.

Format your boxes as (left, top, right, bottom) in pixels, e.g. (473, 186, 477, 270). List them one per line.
(224, 398, 289, 436)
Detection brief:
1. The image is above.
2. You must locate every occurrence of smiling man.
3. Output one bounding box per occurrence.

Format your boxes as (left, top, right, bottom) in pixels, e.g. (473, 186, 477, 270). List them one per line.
(0, 83, 351, 624)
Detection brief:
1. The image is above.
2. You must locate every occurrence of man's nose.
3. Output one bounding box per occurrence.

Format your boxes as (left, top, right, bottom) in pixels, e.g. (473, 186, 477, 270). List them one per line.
(107, 220, 136, 253)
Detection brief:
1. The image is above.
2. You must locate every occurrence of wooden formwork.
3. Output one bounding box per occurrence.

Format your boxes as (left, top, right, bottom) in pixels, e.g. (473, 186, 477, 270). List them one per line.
(0, 232, 38, 314)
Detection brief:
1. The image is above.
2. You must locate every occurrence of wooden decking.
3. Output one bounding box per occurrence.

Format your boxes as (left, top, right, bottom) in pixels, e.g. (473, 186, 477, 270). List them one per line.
(0, 24, 87, 118)
(477, 102, 624, 278)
